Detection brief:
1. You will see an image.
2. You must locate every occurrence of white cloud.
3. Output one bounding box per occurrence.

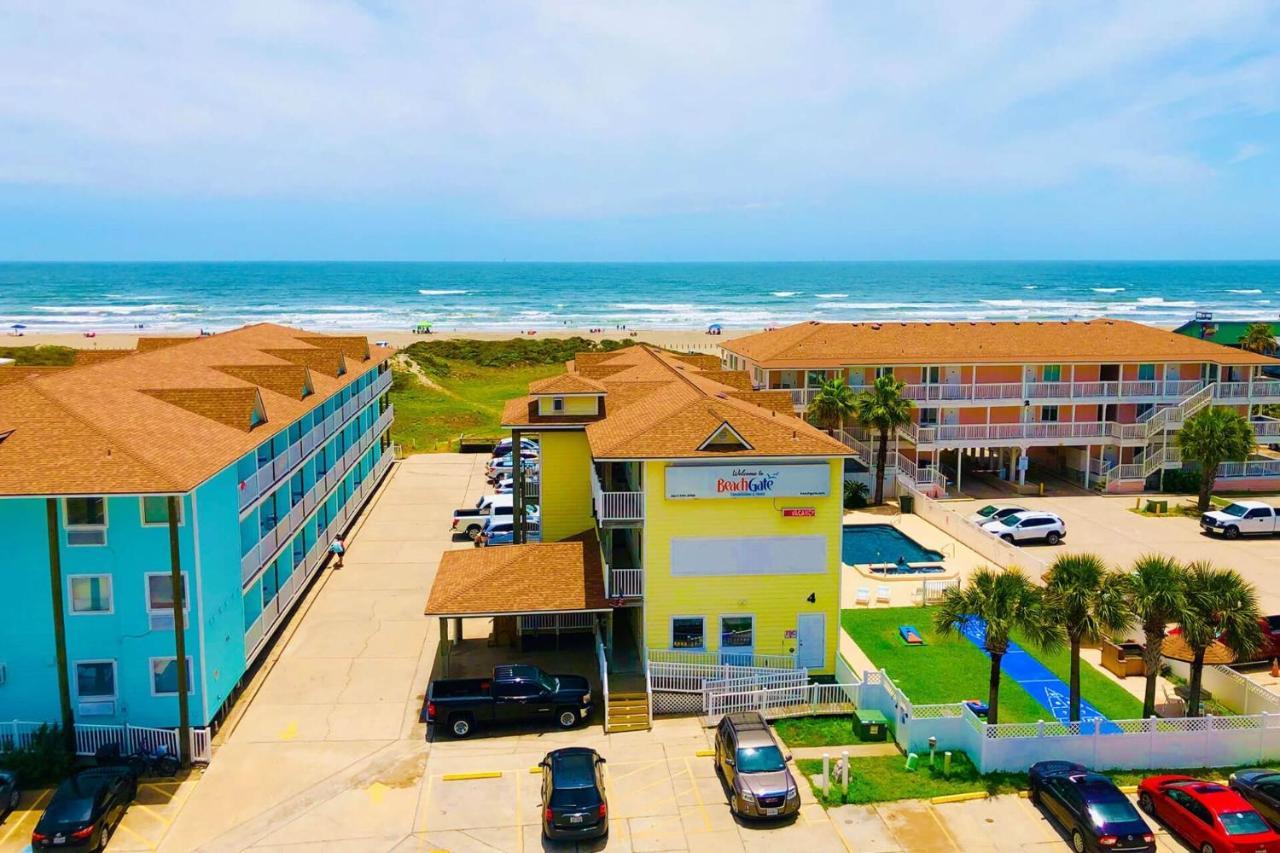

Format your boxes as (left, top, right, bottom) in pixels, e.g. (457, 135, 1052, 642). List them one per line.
(0, 1, 1276, 216)
(1229, 142, 1266, 164)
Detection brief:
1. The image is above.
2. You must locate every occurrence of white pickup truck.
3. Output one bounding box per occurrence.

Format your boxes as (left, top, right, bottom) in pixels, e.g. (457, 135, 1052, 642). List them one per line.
(451, 494, 517, 539)
(1200, 501, 1279, 539)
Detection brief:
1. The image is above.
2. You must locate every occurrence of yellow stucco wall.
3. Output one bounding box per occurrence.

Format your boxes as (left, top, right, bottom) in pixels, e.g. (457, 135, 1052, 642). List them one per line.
(640, 459, 843, 674)
(537, 429, 596, 542)
(536, 395, 601, 416)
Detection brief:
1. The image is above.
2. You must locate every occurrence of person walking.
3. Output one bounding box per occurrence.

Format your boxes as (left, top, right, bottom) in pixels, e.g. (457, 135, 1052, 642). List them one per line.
(329, 535, 346, 568)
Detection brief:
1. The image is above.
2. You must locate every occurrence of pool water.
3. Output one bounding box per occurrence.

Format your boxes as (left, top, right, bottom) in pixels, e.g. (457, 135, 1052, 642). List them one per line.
(870, 564, 946, 575)
(842, 524, 945, 565)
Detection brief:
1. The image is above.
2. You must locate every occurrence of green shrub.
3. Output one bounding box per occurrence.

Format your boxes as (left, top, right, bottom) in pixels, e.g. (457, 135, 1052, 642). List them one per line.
(400, 337, 635, 369)
(0, 345, 77, 366)
(0, 724, 73, 786)
(1162, 468, 1200, 494)
(843, 480, 869, 509)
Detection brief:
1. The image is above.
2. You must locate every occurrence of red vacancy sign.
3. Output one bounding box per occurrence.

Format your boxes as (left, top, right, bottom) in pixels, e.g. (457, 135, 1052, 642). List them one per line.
(781, 507, 816, 517)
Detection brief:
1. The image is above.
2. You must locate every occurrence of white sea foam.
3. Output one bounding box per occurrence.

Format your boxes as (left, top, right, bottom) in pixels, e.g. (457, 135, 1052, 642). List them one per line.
(1230, 289, 1263, 294)
(32, 304, 177, 315)
(816, 293, 848, 298)
(418, 289, 469, 295)
(771, 291, 799, 297)
(981, 299, 1025, 307)
(1092, 288, 1124, 293)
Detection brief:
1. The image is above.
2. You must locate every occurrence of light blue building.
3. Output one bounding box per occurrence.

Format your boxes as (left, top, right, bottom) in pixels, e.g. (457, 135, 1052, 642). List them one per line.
(0, 325, 395, 747)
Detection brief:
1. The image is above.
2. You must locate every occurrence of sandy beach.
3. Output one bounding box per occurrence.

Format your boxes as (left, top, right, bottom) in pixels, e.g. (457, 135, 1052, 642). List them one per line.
(6, 326, 754, 352)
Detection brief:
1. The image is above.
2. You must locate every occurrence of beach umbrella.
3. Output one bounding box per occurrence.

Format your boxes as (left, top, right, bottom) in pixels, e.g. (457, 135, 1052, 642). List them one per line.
(10, 323, 26, 329)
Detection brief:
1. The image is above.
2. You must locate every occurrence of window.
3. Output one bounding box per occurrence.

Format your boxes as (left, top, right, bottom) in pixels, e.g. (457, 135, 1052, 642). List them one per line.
(64, 497, 107, 546)
(1042, 365, 1062, 382)
(918, 408, 939, 426)
(146, 573, 190, 631)
(721, 616, 754, 649)
(874, 366, 894, 379)
(671, 617, 705, 650)
(1138, 363, 1156, 382)
(140, 495, 182, 526)
(921, 366, 940, 384)
(149, 657, 194, 696)
(1040, 405, 1059, 423)
(68, 575, 112, 614)
(552, 397, 565, 413)
(75, 660, 117, 715)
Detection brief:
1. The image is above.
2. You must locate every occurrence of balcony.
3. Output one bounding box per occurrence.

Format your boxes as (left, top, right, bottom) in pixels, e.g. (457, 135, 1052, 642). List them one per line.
(238, 370, 392, 511)
(241, 407, 394, 584)
(243, 448, 395, 658)
(900, 379, 1209, 405)
(610, 567, 643, 598)
(590, 467, 644, 524)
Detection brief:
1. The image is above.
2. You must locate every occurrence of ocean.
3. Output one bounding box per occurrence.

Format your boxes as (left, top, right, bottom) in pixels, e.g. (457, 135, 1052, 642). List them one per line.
(0, 261, 1277, 333)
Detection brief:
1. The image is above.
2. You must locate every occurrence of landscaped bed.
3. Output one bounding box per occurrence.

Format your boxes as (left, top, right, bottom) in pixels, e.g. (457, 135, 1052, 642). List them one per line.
(773, 714, 886, 747)
(841, 607, 1143, 723)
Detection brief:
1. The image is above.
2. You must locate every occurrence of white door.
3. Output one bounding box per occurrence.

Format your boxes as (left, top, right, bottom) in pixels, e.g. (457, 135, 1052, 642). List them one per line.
(942, 407, 960, 425)
(797, 613, 826, 670)
(945, 366, 962, 385)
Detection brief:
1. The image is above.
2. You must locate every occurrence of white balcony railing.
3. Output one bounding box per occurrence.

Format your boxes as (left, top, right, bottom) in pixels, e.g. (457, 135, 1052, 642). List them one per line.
(610, 567, 643, 598)
(241, 407, 394, 584)
(238, 370, 392, 511)
(243, 448, 394, 659)
(1217, 460, 1280, 479)
(590, 466, 644, 523)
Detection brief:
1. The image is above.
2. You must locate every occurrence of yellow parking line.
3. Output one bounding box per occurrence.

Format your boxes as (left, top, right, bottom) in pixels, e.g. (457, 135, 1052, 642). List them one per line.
(683, 756, 712, 833)
(442, 771, 502, 781)
(926, 803, 962, 851)
(514, 764, 524, 853)
(0, 788, 52, 845)
(695, 749, 715, 757)
(607, 759, 665, 783)
(114, 820, 158, 850)
(130, 803, 173, 825)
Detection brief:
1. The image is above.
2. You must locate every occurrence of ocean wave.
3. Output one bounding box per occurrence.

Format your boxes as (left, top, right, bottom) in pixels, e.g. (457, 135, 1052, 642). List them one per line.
(1092, 288, 1125, 293)
(771, 291, 799, 297)
(981, 299, 1025, 307)
(31, 304, 178, 315)
(1230, 289, 1263, 294)
(816, 293, 848, 298)
(1024, 284, 1038, 289)
(419, 289, 469, 295)
(610, 303, 699, 312)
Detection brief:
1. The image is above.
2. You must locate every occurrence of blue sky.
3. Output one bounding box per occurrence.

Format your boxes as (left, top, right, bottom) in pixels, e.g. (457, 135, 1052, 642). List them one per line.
(1, 1, 1278, 261)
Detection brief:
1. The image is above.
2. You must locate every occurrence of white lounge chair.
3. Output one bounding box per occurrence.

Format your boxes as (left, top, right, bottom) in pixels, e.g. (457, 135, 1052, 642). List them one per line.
(855, 587, 871, 606)
(876, 585, 892, 604)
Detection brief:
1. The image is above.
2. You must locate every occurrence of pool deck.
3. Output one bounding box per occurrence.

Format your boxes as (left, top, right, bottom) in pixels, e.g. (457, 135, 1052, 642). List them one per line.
(841, 507, 989, 607)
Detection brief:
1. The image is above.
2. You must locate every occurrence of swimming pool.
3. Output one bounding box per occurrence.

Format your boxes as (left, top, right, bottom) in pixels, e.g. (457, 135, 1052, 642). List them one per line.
(870, 564, 946, 575)
(842, 524, 945, 565)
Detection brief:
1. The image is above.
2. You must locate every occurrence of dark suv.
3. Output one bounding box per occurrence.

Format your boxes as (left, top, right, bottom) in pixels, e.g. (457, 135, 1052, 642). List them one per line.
(714, 712, 800, 819)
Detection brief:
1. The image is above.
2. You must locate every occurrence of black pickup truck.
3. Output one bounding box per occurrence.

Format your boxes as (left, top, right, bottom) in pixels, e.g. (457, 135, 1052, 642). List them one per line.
(423, 664, 594, 738)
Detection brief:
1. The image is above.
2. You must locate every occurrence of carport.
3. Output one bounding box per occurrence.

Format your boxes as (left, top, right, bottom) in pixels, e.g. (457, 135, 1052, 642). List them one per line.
(424, 529, 613, 678)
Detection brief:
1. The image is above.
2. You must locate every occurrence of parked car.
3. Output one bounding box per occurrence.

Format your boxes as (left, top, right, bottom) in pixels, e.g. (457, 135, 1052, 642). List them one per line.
(1230, 769, 1280, 828)
(493, 473, 539, 496)
(1201, 501, 1279, 539)
(486, 448, 539, 473)
(0, 769, 19, 821)
(451, 494, 521, 538)
(713, 712, 800, 820)
(1166, 615, 1280, 664)
(1028, 761, 1155, 852)
(31, 767, 137, 850)
(967, 505, 1027, 525)
(1138, 775, 1280, 853)
(493, 437, 539, 458)
(480, 514, 540, 545)
(422, 664, 593, 738)
(539, 747, 608, 841)
(981, 510, 1065, 545)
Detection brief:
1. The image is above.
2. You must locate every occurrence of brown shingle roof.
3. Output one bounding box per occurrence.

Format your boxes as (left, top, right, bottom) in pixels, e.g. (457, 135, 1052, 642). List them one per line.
(73, 350, 133, 366)
(215, 365, 314, 401)
(0, 365, 72, 386)
(528, 373, 607, 395)
(142, 387, 265, 432)
(136, 336, 197, 353)
(723, 320, 1280, 367)
(502, 345, 849, 459)
(0, 324, 391, 496)
(262, 347, 348, 377)
(424, 529, 609, 616)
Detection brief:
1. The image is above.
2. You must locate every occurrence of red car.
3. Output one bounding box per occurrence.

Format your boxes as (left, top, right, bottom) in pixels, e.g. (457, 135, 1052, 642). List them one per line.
(1138, 775, 1280, 853)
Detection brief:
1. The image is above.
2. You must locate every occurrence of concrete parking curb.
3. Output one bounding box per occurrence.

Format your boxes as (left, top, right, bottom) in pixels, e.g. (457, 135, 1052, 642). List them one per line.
(930, 791, 989, 804)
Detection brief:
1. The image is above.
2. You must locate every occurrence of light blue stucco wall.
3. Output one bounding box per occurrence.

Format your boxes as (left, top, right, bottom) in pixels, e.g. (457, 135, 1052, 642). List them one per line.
(0, 365, 391, 731)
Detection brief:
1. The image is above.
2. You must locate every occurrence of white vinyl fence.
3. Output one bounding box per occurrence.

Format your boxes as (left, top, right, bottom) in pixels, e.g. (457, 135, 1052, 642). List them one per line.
(858, 668, 1280, 774)
(904, 484, 1049, 577)
(1, 721, 213, 764)
(1163, 660, 1280, 716)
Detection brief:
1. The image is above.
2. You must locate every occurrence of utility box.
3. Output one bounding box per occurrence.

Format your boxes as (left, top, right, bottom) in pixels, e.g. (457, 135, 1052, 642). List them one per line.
(898, 494, 915, 515)
(852, 709, 888, 741)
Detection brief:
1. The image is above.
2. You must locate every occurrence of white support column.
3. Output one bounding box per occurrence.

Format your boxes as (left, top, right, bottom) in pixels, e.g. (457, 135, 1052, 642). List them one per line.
(1084, 444, 1092, 489)
(1018, 447, 1028, 486)
(956, 447, 963, 494)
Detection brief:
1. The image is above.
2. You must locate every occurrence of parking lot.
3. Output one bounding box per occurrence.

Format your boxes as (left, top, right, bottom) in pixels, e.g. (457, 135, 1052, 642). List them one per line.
(947, 493, 1280, 610)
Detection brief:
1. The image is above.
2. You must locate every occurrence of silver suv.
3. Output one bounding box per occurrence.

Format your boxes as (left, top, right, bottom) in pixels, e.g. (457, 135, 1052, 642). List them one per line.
(714, 712, 800, 819)
(981, 510, 1065, 545)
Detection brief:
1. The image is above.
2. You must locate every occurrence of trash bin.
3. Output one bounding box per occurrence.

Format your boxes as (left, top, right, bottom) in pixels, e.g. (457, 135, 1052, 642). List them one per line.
(899, 494, 915, 514)
(852, 709, 889, 742)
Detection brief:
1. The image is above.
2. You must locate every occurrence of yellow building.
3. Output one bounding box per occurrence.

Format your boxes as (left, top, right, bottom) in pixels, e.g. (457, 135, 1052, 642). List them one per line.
(498, 346, 851, 724)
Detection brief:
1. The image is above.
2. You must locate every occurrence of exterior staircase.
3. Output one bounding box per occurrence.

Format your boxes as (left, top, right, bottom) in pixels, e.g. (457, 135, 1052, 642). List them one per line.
(605, 690, 651, 733)
(1096, 383, 1211, 490)
(835, 428, 948, 494)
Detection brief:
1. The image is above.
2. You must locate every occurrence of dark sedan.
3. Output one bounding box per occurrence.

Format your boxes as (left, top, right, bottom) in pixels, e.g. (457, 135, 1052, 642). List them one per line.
(539, 747, 608, 842)
(32, 766, 136, 850)
(1, 769, 19, 821)
(1230, 768, 1280, 828)
(1029, 761, 1155, 853)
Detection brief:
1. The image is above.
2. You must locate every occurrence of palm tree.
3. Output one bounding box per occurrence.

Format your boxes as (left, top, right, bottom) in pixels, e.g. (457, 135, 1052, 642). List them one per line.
(807, 378, 856, 434)
(1177, 561, 1263, 716)
(933, 567, 1060, 725)
(1177, 407, 1255, 511)
(854, 374, 914, 504)
(1124, 555, 1187, 719)
(1044, 554, 1132, 722)
(1240, 322, 1277, 356)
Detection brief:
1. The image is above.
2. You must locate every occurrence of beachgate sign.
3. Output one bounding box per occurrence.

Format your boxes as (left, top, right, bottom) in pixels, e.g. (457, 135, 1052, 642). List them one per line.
(665, 464, 830, 500)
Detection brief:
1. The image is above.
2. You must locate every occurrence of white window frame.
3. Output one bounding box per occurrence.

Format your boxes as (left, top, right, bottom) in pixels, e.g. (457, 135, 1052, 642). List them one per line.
(67, 574, 114, 616)
(148, 656, 195, 697)
(139, 495, 184, 527)
(145, 572, 191, 631)
(63, 496, 108, 547)
(719, 613, 756, 652)
(552, 396, 565, 413)
(74, 659, 118, 701)
(670, 615, 706, 652)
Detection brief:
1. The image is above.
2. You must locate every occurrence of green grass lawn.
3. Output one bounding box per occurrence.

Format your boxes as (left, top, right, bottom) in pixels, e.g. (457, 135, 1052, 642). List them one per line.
(773, 715, 887, 748)
(389, 360, 563, 453)
(0, 345, 76, 365)
(841, 607, 1143, 723)
(797, 753, 1260, 806)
